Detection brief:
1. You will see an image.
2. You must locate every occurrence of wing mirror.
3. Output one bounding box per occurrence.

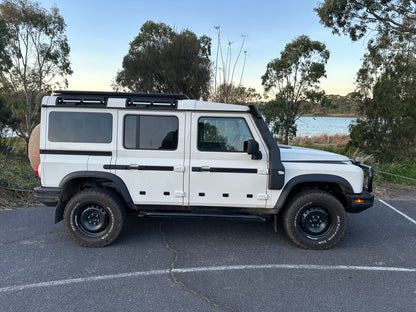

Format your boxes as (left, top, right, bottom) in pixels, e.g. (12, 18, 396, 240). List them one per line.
(244, 139, 262, 160)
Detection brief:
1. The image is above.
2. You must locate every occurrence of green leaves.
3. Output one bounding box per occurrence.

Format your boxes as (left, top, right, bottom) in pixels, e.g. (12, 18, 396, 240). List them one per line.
(261, 35, 330, 144)
(115, 21, 211, 100)
(0, 0, 72, 148)
(315, 0, 416, 41)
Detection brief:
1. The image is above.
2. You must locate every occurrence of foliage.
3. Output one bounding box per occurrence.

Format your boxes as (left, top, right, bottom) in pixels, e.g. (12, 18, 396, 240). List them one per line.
(211, 83, 261, 104)
(306, 93, 359, 116)
(210, 26, 253, 103)
(0, 154, 39, 206)
(0, 15, 11, 71)
(316, 0, 416, 161)
(0, 95, 17, 152)
(261, 35, 330, 144)
(115, 21, 211, 100)
(347, 37, 416, 161)
(0, 0, 72, 149)
(315, 0, 416, 41)
(375, 161, 416, 186)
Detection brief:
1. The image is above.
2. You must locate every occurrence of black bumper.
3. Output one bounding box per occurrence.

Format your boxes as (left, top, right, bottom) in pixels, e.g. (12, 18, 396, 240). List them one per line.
(347, 191, 374, 213)
(34, 187, 61, 206)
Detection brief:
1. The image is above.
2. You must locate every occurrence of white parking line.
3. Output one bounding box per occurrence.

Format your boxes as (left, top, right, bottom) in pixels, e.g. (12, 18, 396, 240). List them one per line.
(379, 199, 416, 226)
(1, 264, 415, 293)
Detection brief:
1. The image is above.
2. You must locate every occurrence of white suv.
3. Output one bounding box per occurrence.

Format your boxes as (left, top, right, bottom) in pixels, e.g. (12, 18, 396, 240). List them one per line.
(34, 91, 374, 249)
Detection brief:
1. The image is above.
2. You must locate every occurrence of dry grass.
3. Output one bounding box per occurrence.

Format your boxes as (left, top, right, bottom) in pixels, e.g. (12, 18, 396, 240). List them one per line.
(291, 133, 350, 147)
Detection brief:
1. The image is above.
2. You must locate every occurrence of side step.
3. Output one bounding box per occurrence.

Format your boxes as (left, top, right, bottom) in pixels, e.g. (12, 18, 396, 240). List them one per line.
(137, 211, 267, 222)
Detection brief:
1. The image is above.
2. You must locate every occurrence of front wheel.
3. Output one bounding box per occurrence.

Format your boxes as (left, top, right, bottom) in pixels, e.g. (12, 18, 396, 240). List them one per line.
(282, 190, 347, 250)
(63, 188, 126, 247)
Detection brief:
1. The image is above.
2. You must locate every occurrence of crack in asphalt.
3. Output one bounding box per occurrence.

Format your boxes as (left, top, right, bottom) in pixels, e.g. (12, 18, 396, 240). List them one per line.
(158, 221, 236, 312)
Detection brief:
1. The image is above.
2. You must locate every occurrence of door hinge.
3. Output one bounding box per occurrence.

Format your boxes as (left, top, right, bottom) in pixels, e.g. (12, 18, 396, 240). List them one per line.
(174, 191, 185, 197)
(257, 194, 269, 200)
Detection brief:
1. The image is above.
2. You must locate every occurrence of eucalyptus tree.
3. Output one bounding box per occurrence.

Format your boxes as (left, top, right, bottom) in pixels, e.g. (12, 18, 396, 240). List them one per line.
(115, 21, 211, 100)
(0, 0, 72, 148)
(261, 35, 330, 144)
(316, 0, 416, 160)
(315, 0, 416, 41)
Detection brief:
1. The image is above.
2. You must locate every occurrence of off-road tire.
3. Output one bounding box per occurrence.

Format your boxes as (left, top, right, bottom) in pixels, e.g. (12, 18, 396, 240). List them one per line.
(282, 190, 347, 250)
(63, 188, 126, 247)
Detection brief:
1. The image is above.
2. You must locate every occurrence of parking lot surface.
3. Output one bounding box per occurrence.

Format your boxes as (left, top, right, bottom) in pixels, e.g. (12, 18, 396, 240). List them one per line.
(0, 199, 415, 312)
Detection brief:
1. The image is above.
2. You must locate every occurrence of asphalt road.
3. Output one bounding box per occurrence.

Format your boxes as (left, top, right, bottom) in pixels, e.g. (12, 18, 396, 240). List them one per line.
(0, 199, 415, 312)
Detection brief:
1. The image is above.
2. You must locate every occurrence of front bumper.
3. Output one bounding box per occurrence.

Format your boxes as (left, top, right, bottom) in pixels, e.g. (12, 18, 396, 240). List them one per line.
(34, 187, 61, 206)
(347, 191, 374, 213)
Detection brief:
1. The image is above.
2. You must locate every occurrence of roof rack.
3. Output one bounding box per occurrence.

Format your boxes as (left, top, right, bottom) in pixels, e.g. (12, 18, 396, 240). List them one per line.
(53, 90, 189, 108)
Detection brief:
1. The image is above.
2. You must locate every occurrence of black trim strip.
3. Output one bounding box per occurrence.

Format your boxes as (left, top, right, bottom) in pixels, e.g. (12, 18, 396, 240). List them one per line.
(103, 164, 174, 171)
(139, 165, 174, 171)
(192, 167, 257, 174)
(40, 149, 112, 156)
(282, 160, 347, 164)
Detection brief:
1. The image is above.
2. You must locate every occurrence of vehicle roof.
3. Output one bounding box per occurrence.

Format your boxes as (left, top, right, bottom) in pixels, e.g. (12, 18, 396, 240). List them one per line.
(41, 91, 250, 112)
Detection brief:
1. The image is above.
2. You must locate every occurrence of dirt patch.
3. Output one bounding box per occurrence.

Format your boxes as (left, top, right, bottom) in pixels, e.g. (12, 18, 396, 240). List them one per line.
(0, 190, 38, 211)
(373, 183, 416, 200)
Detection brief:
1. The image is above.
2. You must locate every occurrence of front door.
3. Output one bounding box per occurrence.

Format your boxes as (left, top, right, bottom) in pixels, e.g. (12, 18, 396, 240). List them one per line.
(189, 112, 269, 208)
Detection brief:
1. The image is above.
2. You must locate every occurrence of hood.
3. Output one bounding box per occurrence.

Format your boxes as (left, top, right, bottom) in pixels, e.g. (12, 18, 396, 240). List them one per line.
(279, 145, 350, 162)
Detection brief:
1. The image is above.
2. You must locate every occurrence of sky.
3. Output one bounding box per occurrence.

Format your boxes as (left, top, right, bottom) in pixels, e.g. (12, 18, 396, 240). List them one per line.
(37, 0, 369, 96)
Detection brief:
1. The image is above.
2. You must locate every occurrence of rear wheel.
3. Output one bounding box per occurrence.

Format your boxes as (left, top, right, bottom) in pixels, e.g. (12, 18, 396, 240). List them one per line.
(63, 188, 126, 247)
(282, 190, 347, 250)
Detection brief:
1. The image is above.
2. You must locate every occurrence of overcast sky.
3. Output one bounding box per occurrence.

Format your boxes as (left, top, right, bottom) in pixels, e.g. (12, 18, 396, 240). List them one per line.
(37, 0, 368, 96)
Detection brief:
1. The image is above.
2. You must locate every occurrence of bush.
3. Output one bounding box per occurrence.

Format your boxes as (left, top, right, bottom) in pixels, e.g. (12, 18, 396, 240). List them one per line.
(0, 155, 40, 207)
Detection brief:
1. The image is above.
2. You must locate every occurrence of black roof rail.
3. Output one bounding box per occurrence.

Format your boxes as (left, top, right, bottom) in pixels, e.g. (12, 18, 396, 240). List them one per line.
(53, 90, 189, 108)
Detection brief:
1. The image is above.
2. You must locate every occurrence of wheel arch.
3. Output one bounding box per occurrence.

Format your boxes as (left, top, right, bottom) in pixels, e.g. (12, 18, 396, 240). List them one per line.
(55, 171, 134, 223)
(275, 174, 353, 213)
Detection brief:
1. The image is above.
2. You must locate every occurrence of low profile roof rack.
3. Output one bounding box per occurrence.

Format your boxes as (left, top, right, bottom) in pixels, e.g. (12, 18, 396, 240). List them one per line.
(53, 90, 189, 108)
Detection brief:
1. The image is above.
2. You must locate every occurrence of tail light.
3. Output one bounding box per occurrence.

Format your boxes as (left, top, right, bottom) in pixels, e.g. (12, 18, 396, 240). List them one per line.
(35, 163, 41, 178)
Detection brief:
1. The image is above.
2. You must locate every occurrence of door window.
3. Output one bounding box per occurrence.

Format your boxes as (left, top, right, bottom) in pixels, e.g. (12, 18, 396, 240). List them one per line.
(124, 115, 178, 150)
(198, 117, 253, 152)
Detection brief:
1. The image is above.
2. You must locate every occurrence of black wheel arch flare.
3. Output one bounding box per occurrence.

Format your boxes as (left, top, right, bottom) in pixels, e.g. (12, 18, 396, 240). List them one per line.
(55, 171, 134, 223)
(275, 174, 354, 211)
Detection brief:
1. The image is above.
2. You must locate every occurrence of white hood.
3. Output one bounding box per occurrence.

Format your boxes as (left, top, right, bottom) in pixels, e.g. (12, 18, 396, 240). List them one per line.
(279, 145, 350, 162)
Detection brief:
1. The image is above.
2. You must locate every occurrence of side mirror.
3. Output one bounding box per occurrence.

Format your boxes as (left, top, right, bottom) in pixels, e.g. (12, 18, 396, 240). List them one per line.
(244, 139, 262, 160)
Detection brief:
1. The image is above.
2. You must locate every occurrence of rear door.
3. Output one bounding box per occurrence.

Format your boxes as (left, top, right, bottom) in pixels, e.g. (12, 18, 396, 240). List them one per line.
(115, 111, 186, 205)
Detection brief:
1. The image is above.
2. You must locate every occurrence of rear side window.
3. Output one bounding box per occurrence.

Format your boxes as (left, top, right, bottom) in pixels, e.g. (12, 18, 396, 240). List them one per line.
(48, 112, 112, 143)
(124, 115, 178, 150)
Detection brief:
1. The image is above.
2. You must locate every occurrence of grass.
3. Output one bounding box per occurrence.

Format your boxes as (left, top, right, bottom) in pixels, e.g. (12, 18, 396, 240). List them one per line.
(372, 162, 416, 186)
(0, 154, 40, 208)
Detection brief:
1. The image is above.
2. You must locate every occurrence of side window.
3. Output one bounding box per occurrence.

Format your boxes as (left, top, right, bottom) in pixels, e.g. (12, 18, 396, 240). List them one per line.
(198, 117, 253, 152)
(124, 115, 178, 150)
(48, 112, 112, 143)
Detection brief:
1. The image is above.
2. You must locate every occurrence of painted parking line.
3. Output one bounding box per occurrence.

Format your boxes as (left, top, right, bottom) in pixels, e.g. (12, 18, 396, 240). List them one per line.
(1, 263, 415, 294)
(379, 199, 416, 226)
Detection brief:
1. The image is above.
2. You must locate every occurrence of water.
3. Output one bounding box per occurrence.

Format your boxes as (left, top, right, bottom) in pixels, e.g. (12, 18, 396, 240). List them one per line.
(295, 117, 357, 137)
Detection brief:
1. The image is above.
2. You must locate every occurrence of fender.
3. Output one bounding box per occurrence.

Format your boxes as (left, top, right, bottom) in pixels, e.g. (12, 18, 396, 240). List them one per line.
(275, 174, 354, 210)
(55, 171, 134, 223)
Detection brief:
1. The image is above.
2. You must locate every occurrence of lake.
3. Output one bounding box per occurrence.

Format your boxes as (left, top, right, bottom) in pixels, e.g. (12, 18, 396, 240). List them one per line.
(295, 116, 357, 137)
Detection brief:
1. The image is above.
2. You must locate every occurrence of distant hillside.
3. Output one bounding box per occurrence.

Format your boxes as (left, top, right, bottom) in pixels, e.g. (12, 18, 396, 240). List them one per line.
(306, 93, 360, 116)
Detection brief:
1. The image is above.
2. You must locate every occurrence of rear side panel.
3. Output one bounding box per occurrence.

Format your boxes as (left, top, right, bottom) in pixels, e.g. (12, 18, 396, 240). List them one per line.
(40, 107, 116, 187)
